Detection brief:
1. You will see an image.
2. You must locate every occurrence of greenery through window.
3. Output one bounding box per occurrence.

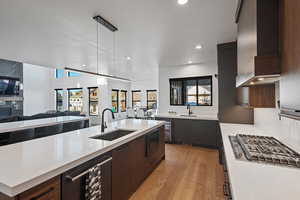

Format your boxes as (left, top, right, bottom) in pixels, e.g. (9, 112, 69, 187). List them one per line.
(112, 90, 119, 113)
(147, 90, 157, 110)
(68, 88, 83, 112)
(89, 87, 99, 116)
(170, 76, 212, 106)
(55, 89, 63, 112)
(132, 90, 141, 108)
(120, 90, 127, 112)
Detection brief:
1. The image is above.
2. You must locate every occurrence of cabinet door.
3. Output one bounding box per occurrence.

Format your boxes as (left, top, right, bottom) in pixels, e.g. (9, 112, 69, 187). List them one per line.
(189, 120, 218, 149)
(129, 136, 147, 192)
(173, 119, 189, 144)
(19, 177, 60, 200)
(112, 144, 132, 200)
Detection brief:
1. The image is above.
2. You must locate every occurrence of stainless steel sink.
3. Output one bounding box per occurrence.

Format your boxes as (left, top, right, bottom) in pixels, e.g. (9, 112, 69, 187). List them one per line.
(90, 129, 136, 141)
(179, 114, 198, 117)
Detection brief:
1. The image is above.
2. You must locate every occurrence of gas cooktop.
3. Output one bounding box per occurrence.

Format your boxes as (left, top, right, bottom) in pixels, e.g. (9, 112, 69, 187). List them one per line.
(229, 134, 300, 168)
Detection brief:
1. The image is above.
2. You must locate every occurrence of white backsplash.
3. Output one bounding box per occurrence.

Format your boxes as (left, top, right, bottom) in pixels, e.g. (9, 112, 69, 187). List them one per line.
(254, 108, 300, 153)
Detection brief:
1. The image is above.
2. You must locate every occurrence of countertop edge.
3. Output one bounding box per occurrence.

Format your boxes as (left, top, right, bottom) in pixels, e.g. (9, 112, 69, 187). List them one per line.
(0, 121, 165, 197)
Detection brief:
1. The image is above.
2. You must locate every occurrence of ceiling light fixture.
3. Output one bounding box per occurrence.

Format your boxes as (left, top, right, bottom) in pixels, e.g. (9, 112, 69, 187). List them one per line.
(177, 0, 188, 5)
(195, 45, 202, 50)
(66, 15, 131, 82)
(188, 61, 193, 64)
(126, 56, 131, 60)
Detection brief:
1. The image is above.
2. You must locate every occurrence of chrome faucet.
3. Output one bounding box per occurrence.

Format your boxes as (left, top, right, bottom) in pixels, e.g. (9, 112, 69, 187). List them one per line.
(187, 104, 193, 116)
(101, 108, 115, 132)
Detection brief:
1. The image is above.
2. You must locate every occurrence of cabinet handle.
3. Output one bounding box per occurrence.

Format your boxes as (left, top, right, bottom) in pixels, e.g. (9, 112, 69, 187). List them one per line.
(30, 187, 54, 200)
(66, 157, 112, 182)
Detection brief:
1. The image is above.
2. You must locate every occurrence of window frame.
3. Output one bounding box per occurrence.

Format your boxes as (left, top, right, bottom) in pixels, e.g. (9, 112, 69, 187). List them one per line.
(55, 89, 63, 112)
(88, 87, 99, 116)
(146, 90, 157, 110)
(67, 71, 81, 77)
(169, 76, 213, 106)
(132, 90, 141, 108)
(112, 89, 119, 113)
(67, 88, 84, 112)
(120, 90, 127, 112)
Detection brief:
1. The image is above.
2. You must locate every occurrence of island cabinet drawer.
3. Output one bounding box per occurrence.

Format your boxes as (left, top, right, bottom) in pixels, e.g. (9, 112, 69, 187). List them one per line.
(18, 176, 61, 200)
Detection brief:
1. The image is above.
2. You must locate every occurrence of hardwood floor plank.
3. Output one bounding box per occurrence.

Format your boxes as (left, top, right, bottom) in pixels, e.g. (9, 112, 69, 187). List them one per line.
(130, 144, 224, 200)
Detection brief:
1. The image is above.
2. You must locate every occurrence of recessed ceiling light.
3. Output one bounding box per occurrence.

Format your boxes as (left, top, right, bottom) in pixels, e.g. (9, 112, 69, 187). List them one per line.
(188, 61, 193, 64)
(82, 64, 86, 67)
(126, 56, 131, 60)
(177, 0, 188, 5)
(195, 45, 202, 50)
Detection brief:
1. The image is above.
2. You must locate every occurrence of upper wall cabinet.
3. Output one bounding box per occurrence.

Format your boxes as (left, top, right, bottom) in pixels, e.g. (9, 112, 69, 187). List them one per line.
(236, 0, 281, 87)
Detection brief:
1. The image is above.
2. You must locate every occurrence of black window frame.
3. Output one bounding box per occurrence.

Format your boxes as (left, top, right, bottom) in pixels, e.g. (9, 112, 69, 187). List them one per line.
(132, 90, 141, 108)
(55, 89, 63, 112)
(120, 90, 127, 112)
(169, 76, 213, 106)
(146, 90, 157, 110)
(112, 89, 119, 113)
(88, 87, 99, 116)
(67, 88, 84, 112)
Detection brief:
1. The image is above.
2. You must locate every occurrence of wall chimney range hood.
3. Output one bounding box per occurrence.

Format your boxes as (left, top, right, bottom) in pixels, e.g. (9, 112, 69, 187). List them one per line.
(236, 0, 280, 87)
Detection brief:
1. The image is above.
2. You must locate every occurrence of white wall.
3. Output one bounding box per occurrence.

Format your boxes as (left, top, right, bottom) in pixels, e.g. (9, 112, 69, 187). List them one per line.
(23, 64, 55, 115)
(158, 62, 218, 116)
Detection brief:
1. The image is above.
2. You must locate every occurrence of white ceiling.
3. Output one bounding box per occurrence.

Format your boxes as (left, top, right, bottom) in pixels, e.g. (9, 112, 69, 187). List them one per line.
(0, 0, 237, 76)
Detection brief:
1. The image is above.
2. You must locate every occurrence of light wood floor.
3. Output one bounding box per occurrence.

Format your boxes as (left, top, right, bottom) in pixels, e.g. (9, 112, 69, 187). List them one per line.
(130, 144, 224, 200)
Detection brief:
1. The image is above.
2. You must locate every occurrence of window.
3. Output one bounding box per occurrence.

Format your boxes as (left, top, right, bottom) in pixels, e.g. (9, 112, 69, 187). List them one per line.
(147, 90, 157, 110)
(68, 71, 81, 77)
(112, 90, 119, 113)
(120, 90, 127, 112)
(170, 76, 212, 106)
(132, 90, 141, 108)
(55, 69, 64, 79)
(55, 89, 63, 112)
(68, 88, 83, 112)
(88, 87, 99, 116)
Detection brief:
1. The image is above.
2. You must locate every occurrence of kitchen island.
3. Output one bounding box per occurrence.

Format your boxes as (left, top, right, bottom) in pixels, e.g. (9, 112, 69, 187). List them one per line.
(0, 119, 165, 200)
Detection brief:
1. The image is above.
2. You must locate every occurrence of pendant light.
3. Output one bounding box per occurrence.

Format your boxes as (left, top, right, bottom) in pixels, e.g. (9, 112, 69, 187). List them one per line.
(65, 15, 131, 82)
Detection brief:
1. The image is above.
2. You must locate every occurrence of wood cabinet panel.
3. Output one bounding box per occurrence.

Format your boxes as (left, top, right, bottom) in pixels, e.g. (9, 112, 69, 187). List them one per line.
(280, 0, 300, 110)
(19, 177, 60, 200)
(249, 84, 275, 108)
(112, 144, 132, 200)
(237, 84, 275, 108)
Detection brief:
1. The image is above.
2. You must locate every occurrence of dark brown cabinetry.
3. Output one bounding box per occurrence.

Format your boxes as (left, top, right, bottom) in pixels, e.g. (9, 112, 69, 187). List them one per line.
(237, 84, 275, 108)
(112, 127, 165, 200)
(19, 177, 61, 200)
(172, 118, 219, 149)
(280, 0, 300, 112)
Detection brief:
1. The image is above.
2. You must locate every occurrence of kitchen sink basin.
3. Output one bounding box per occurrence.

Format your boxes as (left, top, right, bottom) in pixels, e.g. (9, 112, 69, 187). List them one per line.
(179, 114, 198, 117)
(90, 129, 136, 141)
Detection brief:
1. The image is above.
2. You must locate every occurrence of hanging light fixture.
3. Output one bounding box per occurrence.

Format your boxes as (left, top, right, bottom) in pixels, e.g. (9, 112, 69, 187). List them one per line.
(65, 15, 131, 82)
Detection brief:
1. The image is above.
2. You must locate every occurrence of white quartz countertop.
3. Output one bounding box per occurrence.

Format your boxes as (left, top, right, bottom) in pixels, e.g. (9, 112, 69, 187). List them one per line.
(220, 123, 300, 200)
(0, 119, 165, 197)
(0, 116, 88, 134)
(155, 113, 218, 120)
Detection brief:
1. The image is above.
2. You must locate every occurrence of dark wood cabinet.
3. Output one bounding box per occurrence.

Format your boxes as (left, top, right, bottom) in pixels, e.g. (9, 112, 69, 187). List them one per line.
(112, 144, 132, 200)
(237, 84, 275, 108)
(172, 119, 218, 149)
(112, 127, 165, 200)
(19, 177, 61, 200)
